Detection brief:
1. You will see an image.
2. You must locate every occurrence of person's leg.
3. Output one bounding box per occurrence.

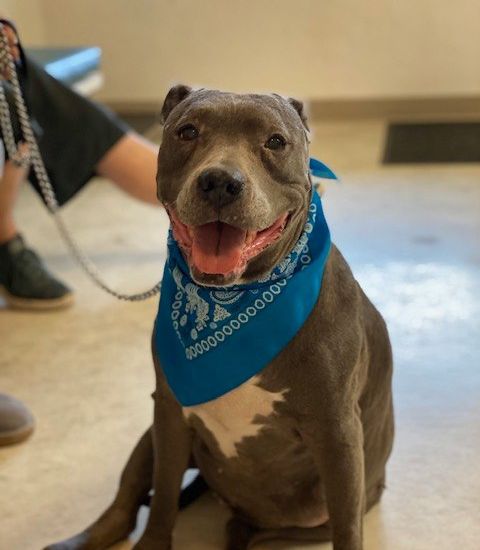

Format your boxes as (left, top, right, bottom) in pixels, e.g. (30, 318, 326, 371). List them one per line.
(0, 21, 25, 243)
(0, 143, 26, 244)
(96, 131, 159, 206)
(0, 148, 74, 310)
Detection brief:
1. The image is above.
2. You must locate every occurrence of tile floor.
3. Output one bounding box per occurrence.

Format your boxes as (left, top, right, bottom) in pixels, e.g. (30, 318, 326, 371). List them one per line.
(1, 119, 479, 550)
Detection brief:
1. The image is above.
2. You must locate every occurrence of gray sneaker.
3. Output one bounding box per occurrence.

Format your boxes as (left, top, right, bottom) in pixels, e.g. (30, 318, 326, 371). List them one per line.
(0, 393, 35, 446)
(0, 234, 74, 310)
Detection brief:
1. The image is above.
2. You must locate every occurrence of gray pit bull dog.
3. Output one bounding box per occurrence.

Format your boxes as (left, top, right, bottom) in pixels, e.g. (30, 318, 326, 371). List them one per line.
(46, 86, 394, 550)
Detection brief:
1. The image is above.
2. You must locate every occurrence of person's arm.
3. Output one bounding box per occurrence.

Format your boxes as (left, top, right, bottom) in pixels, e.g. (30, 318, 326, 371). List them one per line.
(1, 16, 160, 208)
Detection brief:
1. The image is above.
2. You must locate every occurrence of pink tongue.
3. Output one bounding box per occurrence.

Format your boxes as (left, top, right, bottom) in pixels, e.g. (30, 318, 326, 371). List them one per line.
(191, 222, 247, 275)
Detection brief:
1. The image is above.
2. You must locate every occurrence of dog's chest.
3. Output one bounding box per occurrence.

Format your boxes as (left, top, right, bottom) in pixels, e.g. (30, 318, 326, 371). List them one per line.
(182, 375, 287, 459)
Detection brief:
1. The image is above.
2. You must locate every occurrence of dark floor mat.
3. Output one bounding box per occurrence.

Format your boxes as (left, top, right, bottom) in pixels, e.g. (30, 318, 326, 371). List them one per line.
(383, 122, 480, 163)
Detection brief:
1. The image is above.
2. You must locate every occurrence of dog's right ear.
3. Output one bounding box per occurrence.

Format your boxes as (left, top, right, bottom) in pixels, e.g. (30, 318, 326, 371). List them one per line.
(161, 84, 193, 123)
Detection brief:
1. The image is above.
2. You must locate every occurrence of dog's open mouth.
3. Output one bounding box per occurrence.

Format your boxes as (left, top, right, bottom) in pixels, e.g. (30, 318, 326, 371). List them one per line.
(168, 208, 289, 276)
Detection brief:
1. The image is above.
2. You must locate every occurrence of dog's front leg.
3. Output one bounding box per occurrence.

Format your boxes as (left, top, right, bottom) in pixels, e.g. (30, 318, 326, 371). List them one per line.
(133, 379, 192, 550)
(300, 405, 365, 550)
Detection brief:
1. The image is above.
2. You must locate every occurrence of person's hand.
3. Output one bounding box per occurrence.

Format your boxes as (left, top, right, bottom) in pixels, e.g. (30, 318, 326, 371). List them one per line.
(1, 142, 30, 178)
(2, 24, 20, 61)
(0, 18, 21, 79)
(10, 141, 30, 169)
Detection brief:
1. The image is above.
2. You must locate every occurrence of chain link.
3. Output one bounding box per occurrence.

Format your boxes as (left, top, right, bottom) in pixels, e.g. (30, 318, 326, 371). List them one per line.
(0, 24, 161, 301)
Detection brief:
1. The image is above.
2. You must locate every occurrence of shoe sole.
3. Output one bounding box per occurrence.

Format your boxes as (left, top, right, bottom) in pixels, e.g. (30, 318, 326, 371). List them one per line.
(0, 421, 35, 447)
(0, 286, 75, 311)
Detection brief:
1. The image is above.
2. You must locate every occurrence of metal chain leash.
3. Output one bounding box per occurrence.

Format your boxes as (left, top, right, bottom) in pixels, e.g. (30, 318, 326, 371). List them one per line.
(0, 24, 161, 301)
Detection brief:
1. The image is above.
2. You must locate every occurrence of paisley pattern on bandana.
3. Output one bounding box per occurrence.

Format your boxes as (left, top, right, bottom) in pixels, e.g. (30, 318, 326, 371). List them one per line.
(154, 189, 331, 406)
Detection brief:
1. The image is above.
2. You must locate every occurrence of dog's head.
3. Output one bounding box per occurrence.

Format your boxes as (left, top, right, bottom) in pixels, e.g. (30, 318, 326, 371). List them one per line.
(157, 85, 312, 286)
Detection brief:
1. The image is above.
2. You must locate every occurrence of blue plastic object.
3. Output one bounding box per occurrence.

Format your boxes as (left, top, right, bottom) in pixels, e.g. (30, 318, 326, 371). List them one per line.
(26, 47, 101, 85)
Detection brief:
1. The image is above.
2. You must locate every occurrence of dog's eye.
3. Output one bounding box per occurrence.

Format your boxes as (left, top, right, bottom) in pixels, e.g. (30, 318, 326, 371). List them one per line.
(178, 124, 199, 141)
(265, 134, 287, 150)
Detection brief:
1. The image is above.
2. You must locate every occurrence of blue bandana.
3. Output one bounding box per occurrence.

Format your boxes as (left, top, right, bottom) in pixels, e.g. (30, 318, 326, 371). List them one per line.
(154, 162, 334, 407)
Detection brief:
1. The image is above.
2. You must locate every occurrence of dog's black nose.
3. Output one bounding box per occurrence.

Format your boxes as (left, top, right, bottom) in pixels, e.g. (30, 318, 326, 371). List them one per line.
(197, 168, 244, 207)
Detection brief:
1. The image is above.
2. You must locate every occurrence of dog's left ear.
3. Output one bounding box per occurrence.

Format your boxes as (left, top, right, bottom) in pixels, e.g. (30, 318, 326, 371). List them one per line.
(161, 84, 193, 123)
(288, 97, 309, 131)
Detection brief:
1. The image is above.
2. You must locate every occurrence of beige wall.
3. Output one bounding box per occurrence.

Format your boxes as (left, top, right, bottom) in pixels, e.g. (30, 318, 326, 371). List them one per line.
(3, 0, 480, 104)
(0, 0, 46, 44)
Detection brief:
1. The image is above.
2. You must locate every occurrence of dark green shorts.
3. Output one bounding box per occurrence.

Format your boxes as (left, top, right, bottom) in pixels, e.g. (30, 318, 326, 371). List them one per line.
(2, 55, 128, 206)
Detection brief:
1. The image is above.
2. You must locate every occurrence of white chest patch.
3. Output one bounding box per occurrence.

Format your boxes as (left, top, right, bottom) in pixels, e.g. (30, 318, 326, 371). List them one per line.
(183, 375, 287, 459)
